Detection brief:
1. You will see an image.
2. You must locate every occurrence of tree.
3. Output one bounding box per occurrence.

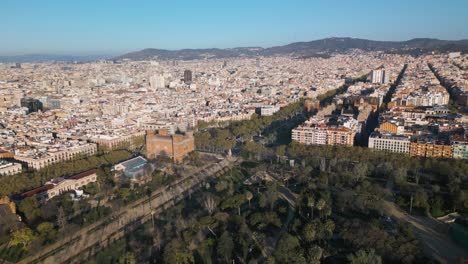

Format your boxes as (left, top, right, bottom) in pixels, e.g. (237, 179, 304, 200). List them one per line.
(316, 198, 326, 219)
(10, 227, 37, 248)
(413, 191, 430, 213)
(203, 194, 217, 214)
(430, 196, 444, 217)
(198, 238, 214, 264)
(306, 245, 323, 264)
(275, 145, 286, 159)
(375, 162, 393, 178)
(245, 191, 253, 208)
(323, 220, 335, 240)
(37, 222, 57, 242)
(274, 233, 306, 264)
(216, 231, 234, 263)
(454, 189, 468, 212)
(18, 197, 41, 222)
(118, 188, 131, 201)
(303, 223, 316, 242)
(348, 249, 382, 264)
(261, 184, 278, 210)
(393, 167, 408, 185)
(57, 207, 67, 231)
(146, 187, 153, 209)
(307, 194, 315, 219)
(352, 162, 368, 183)
(220, 194, 246, 215)
(118, 252, 136, 264)
(163, 239, 194, 264)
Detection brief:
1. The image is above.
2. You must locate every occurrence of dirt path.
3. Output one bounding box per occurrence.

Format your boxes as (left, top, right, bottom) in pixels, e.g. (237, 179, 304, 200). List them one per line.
(382, 199, 467, 264)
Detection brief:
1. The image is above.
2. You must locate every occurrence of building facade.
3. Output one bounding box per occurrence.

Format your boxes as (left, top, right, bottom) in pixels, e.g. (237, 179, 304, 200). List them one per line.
(14, 143, 97, 170)
(21, 169, 97, 202)
(292, 126, 327, 145)
(146, 129, 195, 163)
(92, 132, 145, 151)
(292, 125, 355, 146)
(378, 121, 401, 134)
(113, 156, 149, 179)
(451, 136, 468, 159)
(184, 70, 192, 84)
(371, 69, 386, 84)
(0, 161, 22, 176)
(368, 132, 411, 154)
(410, 142, 452, 158)
(20, 97, 43, 114)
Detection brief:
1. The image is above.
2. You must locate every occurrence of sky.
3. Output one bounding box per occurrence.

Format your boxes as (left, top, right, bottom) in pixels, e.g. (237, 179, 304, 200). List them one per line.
(1, 0, 467, 55)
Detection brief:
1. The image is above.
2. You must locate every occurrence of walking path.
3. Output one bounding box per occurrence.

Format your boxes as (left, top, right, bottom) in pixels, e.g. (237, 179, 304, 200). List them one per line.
(382, 199, 467, 264)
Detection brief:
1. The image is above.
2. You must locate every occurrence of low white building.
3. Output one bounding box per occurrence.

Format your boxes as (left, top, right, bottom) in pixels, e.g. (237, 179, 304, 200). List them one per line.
(21, 169, 98, 202)
(259, 105, 280, 116)
(368, 132, 411, 154)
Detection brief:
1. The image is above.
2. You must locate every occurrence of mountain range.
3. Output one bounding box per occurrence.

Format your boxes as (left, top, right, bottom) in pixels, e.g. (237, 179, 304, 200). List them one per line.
(117, 37, 468, 60)
(1, 37, 467, 63)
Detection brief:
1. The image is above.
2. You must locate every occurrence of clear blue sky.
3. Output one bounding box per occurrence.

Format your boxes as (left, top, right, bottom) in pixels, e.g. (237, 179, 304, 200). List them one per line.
(1, 0, 467, 55)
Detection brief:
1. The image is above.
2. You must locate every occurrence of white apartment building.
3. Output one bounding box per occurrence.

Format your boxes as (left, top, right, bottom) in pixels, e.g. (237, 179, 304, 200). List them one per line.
(0, 160, 22, 176)
(150, 75, 165, 89)
(404, 92, 450, 106)
(368, 132, 411, 154)
(451, 136, 467, 159)
(371, 69, 386, 84)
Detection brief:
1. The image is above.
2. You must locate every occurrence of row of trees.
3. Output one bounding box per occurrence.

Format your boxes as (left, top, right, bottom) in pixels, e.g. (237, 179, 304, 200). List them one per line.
(195, 98, 307, 152)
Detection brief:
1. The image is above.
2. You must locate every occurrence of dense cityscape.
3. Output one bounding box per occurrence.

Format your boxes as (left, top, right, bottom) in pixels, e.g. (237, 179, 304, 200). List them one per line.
(1, 1, 467, 264)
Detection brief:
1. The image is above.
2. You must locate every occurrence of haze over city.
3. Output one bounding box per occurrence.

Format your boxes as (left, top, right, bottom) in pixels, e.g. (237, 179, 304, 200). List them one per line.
(0, 1, 467, 264)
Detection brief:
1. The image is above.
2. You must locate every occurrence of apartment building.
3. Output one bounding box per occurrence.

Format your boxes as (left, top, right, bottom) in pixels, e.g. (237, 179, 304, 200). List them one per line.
(92, 132, 145, 150)
(291, 117, 357, 146)
(14, 143, 97, 170)
(291, 125, 327, 145)
(409, 142, 452, 158)
(368, 132, 411, 154)
(326, 128, 356, 146)
(0, 160, 22, 176)
(451, 136, 468, 159)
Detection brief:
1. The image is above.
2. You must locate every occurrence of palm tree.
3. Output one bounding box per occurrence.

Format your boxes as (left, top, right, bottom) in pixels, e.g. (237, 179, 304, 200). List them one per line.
(348, 249, 382, 264)
(316, 198, 326, 219)
(307, 194, 316, 219)
(245, 191, 253, 208)
(146, 187, 152, 209)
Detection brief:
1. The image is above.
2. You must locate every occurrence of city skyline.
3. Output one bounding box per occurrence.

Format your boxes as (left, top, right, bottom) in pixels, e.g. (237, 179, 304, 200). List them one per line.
(1, 0, 468, 55)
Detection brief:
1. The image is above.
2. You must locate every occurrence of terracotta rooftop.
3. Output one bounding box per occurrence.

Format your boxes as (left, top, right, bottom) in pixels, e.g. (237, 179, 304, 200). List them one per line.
(69, 169, 97, 180)
(21, 184, 54, 198)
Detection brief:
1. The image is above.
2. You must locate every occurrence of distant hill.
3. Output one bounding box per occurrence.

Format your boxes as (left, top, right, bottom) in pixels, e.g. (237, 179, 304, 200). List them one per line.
(117, 47, 264, 61)
(117, 37, 468, 60)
